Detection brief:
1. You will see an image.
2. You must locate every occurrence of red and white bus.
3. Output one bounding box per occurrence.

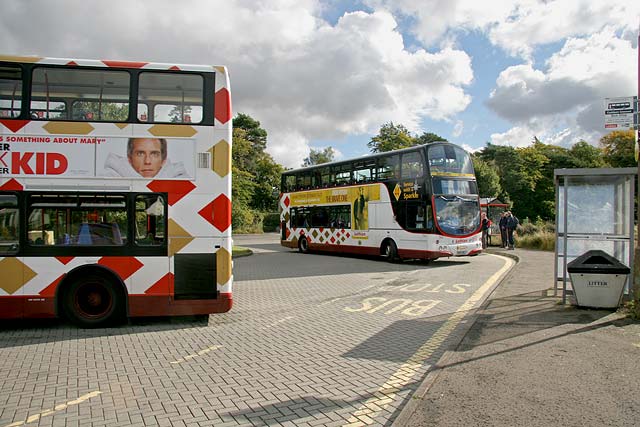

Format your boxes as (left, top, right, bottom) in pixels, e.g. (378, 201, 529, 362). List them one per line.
(280, 142, 482, 261)
(0, 55, 232, 326)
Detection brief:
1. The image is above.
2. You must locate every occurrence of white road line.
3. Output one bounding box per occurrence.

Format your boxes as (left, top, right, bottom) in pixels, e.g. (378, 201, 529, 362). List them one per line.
(3, 391, 102, 427)
(170, 345, 222, 364)
(261, 316, 294, 330)
(344, 255, 515, 426)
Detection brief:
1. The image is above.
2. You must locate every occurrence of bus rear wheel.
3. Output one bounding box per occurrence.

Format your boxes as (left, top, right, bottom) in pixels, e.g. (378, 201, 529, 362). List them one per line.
(382, 240, 398, 263)
(62, 274, 123, 328)
(298, 236, 309, 253)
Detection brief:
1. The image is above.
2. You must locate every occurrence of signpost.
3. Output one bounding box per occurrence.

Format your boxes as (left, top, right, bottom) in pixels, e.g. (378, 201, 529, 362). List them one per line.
(604, 96, 637, 129)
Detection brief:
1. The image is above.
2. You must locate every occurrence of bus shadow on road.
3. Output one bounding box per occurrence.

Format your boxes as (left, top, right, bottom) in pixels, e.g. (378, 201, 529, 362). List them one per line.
(341, 314, 452, 363)
(0, 315, 211, 348)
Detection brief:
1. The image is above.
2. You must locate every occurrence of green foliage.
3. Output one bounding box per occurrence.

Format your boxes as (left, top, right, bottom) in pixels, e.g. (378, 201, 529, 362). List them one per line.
(262, 212, 281, 232)
(515, 230, 555, 251)
(416, 132, 447, 145)
(234, 113, 267, 151)
(368, 122, 417, 152)
(73, 101, 128, 121)
(303, 147, 335, 167)
(570, 140, 607, 168)
(512, 219, 555, 251)
(232, 114, 283, 233)
(472, 156, 502, 198)
(231, 204, 263, 234)
(477, 138, 606, 221)
(368, 123, 447, 153)
(600, 130, 635, 167)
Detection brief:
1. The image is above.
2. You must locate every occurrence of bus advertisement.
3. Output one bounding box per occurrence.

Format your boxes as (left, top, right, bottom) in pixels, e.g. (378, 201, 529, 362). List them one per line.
(0, 55, 233, 327)
(280, 142, 482, 261)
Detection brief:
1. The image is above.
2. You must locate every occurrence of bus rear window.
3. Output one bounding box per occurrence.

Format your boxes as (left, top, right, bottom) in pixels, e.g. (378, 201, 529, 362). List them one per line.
(138, 72, 203, 124)
(30, 67, 130, 121)
(0, 65, 22, 118)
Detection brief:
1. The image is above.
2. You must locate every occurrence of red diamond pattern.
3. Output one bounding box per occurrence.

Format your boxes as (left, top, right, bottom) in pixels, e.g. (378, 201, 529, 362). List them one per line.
(0, 178, 24, 191)
(144, 273, 174, 295)
(98, 256, 143, 281)
(330, 236, 336, 244)
(283, 196, 290, 208)
(39, 274, 65, 297)
(147, 180, 196, 205)
(198, 194, 231, 232)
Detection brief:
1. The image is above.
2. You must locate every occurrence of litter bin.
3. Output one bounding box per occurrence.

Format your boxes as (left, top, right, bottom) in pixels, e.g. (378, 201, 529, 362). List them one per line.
(567, 250, 630, 308)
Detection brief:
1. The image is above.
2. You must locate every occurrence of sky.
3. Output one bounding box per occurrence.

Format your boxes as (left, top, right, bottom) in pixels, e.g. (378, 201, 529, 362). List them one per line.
(0, 0, 638, 168)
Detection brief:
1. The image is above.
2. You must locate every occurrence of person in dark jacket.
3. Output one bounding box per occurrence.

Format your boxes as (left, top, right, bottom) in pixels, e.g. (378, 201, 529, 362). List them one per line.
(498, 212, 508, 248)
(481, 212, 491, 249)
(505, 211, 519, 250)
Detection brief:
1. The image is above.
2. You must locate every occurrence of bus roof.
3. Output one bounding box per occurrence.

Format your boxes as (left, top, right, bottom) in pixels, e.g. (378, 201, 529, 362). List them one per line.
(0, 54, 228, 76)
(284, 141, 464, 175)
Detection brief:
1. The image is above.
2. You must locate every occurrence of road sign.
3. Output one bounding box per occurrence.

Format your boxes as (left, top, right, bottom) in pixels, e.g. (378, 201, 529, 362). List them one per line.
(604, 96, 637, 129)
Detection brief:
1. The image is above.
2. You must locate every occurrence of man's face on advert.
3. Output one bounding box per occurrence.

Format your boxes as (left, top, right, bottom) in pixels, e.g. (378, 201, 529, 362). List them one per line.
(128, 138, 166, 178)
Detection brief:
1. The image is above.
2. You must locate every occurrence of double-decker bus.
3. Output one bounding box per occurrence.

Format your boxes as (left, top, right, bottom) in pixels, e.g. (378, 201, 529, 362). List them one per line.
(0, 55, 232, 326)
(280, 142, 481, 261)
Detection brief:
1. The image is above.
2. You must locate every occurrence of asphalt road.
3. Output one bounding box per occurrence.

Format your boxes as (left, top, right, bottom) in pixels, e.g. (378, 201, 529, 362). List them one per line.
(0, 233, 513, 427)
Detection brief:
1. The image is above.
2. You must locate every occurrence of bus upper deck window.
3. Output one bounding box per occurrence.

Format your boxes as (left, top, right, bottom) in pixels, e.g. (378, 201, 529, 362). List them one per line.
(138, 72, 204, 124)
(0, 65, 23, 118)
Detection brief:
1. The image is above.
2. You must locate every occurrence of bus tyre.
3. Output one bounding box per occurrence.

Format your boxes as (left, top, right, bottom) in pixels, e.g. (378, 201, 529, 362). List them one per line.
(62, 275, 123, 328)
(299, 236, 309, 253)
(383, 240, 398, 263)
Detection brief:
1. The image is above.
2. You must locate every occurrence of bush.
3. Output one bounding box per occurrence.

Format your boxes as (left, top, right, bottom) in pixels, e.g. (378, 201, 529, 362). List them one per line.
(262, 212, 280, 232)
(232, 205, 264, 234)
(515, 230, 555, 251)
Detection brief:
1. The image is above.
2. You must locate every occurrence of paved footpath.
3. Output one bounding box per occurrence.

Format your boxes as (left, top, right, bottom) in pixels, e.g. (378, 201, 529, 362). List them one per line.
(395, 248, 640, 427)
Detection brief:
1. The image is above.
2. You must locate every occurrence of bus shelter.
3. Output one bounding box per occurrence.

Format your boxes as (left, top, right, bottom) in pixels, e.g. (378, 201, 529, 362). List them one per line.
(554, 168, 636, 303)
(480, 197, 509, 246)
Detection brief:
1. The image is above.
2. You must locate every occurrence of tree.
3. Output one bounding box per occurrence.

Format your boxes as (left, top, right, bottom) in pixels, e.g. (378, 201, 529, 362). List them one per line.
(168, 105, 192, 123)
(368, 122, 416, 153)
(472, 156, 502, 198)
(569, 140, 606, 168)
(234, 113, 267, 151)
(416, 132, 447, 145)
(232, 114, 283, 231)
(600, 130, 635, 167)
(302, 147, 335, 167)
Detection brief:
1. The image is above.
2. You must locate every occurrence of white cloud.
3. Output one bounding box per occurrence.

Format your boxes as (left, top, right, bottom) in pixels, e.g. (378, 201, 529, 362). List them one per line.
(487, 28, 636, 148)
(0, 1, 475, 168)
(367, 0, 639, 59)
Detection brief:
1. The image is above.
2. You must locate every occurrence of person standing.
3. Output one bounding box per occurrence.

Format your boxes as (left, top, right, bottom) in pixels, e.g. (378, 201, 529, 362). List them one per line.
(505, 211, 519, 250)
(481, 212, 491, 249)
(499, 212, 508, 248)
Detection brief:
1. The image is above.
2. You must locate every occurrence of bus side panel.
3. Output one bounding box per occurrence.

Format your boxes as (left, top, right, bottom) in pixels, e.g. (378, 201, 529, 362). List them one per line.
(0, 297, 25, 319)
(128, 295, 232, 317)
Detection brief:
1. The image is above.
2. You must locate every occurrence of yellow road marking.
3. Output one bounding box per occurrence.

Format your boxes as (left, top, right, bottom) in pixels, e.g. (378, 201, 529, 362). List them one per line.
(3, 391, 102, 427)
(343, 255, 514, 426)
(170, 345, 222, 364)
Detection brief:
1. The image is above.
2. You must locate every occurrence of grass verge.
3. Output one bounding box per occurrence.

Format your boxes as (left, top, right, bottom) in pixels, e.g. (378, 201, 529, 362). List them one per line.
(232, 246, 252, 258)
